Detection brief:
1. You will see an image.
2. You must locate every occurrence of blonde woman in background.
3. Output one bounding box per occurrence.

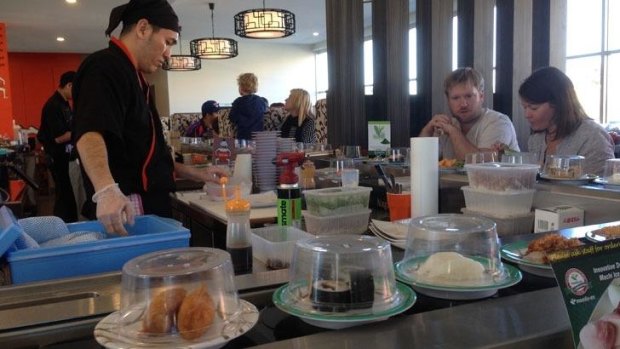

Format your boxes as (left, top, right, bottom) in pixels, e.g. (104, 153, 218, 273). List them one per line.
(281, 88, 317, 143)
(229, 72, 268, 140)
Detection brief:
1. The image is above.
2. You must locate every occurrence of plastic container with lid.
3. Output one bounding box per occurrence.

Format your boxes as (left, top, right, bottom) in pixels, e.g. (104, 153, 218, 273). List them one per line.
(603, 158, 620, 185)
(395, 214, 522, 299)
(278, 235, 414, 316)
(302, 209, 371, 235)
(461, 186, 534, 217)
(304, 186, 372, 216)
(464, 162, 539, 191)
(251, 225, 313, 270)
(225, 186, 252, 274)
(542, 155, 585, 179)
(118, 247, 248, 342)
(460, 208, 534, 236)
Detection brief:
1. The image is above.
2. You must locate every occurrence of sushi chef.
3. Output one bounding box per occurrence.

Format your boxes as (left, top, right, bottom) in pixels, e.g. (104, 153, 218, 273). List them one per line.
(73, 0, 225, 235)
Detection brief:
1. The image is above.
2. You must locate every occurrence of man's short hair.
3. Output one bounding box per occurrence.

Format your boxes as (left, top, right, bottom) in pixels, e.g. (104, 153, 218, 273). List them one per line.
(444, 67, 485, 96)
(60, 71, 76, 88)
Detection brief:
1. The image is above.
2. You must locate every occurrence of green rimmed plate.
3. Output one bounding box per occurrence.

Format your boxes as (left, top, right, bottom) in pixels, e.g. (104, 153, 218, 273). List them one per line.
(272, 282, 416, 330)
(500, 240, 555, 278)
(394, 256, 522, 300)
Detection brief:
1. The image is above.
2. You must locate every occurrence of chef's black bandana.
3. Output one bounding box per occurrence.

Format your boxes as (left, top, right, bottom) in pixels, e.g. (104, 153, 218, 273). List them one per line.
(105, 0, 180, 36)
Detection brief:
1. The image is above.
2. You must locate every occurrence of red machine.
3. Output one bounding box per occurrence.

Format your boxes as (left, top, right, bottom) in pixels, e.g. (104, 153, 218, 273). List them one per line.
(274, 152, 305, 186)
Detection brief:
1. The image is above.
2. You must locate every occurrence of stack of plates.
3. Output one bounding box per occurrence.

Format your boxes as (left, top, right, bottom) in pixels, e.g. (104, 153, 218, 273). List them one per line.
(368, 219, 409, 249)
(252, 131, 280, 192)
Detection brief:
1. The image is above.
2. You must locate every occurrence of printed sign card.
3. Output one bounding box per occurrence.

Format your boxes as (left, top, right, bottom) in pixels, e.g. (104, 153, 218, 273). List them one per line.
(549, 240, 620, 349)
(368, 121, 390, 158)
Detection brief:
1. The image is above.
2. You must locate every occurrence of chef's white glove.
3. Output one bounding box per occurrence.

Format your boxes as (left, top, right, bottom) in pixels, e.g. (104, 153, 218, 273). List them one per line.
(92, 183, 135, 236)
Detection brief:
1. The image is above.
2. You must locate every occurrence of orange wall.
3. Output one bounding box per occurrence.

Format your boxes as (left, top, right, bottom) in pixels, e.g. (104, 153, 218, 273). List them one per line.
(9, 52, 85, 128)
(0, 24, 14, 139)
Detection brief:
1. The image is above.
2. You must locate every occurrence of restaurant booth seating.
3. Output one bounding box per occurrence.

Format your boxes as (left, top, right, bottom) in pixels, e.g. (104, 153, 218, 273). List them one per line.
(167, 99, 328, 144)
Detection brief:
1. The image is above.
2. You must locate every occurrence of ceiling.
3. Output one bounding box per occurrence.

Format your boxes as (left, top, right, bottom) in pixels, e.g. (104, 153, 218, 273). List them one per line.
(0, 0, 333, 53)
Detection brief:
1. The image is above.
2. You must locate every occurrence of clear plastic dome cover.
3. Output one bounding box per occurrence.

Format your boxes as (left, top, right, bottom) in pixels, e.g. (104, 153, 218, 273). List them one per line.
(118, 248, 241, 342)
(399, 214, 508, 287)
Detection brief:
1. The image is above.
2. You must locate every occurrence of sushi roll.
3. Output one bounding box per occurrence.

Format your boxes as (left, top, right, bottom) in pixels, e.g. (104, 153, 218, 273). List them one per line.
(310, 279, 352, 312)
(349, 269, 374, 309)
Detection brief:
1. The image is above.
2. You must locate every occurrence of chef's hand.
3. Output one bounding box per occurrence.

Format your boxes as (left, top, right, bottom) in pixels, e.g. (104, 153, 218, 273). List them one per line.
(198, 166, 230, 184)
(92, 183, 135, 236)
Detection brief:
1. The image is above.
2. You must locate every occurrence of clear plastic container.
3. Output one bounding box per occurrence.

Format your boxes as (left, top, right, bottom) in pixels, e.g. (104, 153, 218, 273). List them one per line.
(119, 248, 241, 342)
(398, 214, 509, 287)
(461, 208, 534, 236)
(464, 162, 539, 191)
(461, 186, 534, 217)
(542, 155, 585, 179)
(304, 187, 372, 216)
(203, 178, 251, 201)
(302, 209, 371, 235)
(603, 159, 620, 184)
(283, 235, 403, 314)
(251, 226, 313, 270)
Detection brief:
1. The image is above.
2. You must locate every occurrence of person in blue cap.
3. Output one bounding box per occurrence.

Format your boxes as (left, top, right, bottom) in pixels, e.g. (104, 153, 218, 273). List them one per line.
(185, 100, 220, 139)
(72, 0, 226, 235)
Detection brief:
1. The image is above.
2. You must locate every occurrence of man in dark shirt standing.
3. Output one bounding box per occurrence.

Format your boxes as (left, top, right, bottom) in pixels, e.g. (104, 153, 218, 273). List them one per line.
(38, 71, 78, 222)
(73, 0, 225, 235)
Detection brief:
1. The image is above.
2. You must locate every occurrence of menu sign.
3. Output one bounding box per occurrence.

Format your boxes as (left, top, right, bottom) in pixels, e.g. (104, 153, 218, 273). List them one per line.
(549, 240, 620, 349)
(368, 121, 390, 157)
(0, 23, 14, 139)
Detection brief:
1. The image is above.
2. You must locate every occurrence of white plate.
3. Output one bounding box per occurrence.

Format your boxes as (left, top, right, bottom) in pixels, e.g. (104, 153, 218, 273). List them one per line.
(368, 225, 406, 249)
(272, 283, 416, 330)
(94, 299, 258, 349)
(539, 173, 598, 184)
(371, 219, 410, 240)
(500, 241, 555, 278)
(395, 257, 522, 300)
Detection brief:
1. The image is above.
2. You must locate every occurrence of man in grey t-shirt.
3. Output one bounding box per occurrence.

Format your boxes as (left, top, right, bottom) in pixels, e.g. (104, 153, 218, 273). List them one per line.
(419, 67, 520, 160)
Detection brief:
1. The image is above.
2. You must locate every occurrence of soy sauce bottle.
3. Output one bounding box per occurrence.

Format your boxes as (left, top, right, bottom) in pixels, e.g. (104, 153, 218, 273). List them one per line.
(225, 186, 253, 274)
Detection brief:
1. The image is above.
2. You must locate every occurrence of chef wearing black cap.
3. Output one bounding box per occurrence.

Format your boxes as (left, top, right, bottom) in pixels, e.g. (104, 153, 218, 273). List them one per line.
(73, 0, 226, 235)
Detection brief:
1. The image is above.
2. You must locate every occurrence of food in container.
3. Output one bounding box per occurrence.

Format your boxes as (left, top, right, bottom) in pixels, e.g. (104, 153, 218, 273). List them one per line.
(304, 186, 372, 216)
(603, 159, 620, 184)
(114, 248, 256, 343)
(273, 235, 416, 327)
(395, 214, 522, 299)
(543, 155, 584, 179)
(415, 251, 486, 285)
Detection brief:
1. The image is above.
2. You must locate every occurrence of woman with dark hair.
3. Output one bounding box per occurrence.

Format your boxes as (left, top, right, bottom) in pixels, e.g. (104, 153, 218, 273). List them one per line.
(519, 66, 614, 175)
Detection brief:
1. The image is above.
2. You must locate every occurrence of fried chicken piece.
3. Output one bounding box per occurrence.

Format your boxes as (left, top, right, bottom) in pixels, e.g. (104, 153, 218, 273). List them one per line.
(177, 286, 216, 340)
(525, 234, 582, 263)
(142, 287, 187, 334)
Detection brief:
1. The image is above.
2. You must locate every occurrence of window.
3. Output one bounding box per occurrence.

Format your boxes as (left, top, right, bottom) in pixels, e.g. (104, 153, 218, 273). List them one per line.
(315, 51, 328, 101)
(565, 0, 620, 123)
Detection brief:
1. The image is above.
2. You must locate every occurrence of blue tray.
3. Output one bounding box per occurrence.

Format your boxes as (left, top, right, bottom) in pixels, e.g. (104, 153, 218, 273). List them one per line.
(0, 207, 190, 284)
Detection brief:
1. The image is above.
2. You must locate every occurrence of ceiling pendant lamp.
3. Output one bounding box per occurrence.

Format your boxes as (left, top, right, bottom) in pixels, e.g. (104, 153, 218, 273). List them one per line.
(163, 29, 201, 71)
(190, 3, 238, 59)
(234, 0, 296, 39)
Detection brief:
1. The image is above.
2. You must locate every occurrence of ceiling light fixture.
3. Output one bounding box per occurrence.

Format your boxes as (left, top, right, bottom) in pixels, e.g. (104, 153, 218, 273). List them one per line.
(56, 37, 65, 42)
(163, 29, 201, 72)
(234, 0, 296, 39)
(190, 3, 238, 59)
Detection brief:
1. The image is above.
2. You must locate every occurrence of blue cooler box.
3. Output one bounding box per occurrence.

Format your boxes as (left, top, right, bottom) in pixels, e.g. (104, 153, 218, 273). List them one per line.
(0, 207, 190, 284)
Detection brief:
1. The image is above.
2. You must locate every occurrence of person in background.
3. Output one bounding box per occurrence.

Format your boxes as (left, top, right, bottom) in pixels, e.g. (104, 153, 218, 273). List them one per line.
(72, 0, 225, 235)
(419, 67, 520, 160)
(281, 88, 317, 143)
(519, 66, 614, 176)
(37, 71, 78, 222)
(184, 100, 220, 138)
(229, 73, 268, 140)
